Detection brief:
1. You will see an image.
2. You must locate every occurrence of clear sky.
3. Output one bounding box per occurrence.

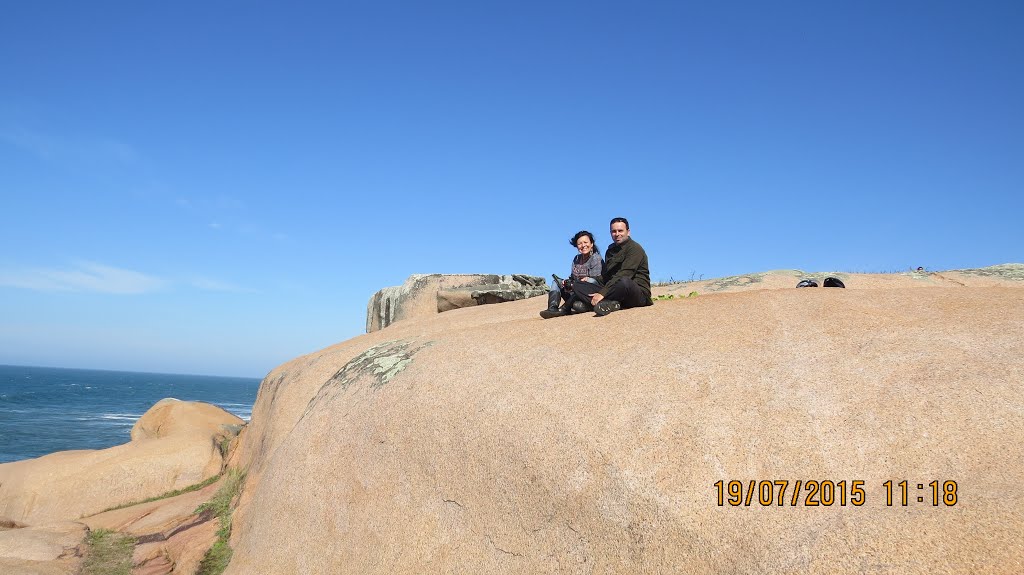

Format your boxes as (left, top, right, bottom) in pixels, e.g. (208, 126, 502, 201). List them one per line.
(2, 1, 1021, 377)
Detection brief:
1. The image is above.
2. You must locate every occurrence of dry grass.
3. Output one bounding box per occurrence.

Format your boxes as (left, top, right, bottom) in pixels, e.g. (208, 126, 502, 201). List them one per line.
(195, 468, 246, 575)
(82, 528, 136, 575)
(95, 472, 223, 515)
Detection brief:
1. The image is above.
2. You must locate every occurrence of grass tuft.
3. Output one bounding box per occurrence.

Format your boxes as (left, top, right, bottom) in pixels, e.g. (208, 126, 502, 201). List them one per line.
(197, 538, 233, 575)
(96, 472, 223, 515)
(218, 436, 232, 459)
(82, 528, 136, 575)
(195, 468, 246, 575)
(653, 291, 698, 301)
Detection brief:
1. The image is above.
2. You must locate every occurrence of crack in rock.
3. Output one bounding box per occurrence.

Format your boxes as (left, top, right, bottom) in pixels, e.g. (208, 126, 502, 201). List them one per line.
(484, 534, 524, 558)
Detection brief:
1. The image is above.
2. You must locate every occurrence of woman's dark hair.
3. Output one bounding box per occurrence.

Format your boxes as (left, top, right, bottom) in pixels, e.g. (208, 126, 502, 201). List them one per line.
(570, 230, 600, 256)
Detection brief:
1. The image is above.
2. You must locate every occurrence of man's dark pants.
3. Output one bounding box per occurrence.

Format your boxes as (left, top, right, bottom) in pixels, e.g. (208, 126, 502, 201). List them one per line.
(573, 277, 650, 309)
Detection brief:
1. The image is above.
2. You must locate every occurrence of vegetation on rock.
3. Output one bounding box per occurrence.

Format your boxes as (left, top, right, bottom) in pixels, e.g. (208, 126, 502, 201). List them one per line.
(97, 471, 224, 514)
(82, 528, 136, 575)
(195, 468, 246, 575)
(653, 291, 698, 301)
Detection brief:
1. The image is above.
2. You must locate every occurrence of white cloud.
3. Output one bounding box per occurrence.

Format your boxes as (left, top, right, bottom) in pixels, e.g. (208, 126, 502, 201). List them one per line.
(0, 262, 164, 294)
(1, 129, 139, 165)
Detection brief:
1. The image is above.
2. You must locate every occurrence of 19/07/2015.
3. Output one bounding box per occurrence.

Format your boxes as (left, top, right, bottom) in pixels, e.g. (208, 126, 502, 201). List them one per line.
(713, 479, 959, 507)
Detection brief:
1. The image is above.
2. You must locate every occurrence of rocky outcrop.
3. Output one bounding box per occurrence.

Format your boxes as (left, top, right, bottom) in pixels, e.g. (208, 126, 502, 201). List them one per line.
(82, 477, 225, 575)
(0, 521, 87, 575)
(226, 266, 1024, 574)
(366, 274, 547, 332)
(657, 262, 1024, 294)
(0, 399, 242, 525)
(4, 266, 1021, 574)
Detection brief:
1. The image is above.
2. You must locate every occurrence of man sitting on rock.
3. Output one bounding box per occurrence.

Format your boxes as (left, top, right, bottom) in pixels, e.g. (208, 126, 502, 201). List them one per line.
(573, 217, 653, 316)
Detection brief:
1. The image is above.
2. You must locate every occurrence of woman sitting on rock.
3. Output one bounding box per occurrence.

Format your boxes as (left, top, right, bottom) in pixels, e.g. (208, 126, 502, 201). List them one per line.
(540, 230, 604, 319)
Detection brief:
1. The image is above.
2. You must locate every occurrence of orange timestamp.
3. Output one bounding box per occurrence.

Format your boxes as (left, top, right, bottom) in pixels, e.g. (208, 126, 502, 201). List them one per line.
(714, 479, 959, 507)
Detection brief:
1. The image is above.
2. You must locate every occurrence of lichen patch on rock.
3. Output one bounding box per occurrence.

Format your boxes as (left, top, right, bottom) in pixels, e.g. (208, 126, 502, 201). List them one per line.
(327, 339, 433, 391)
(954, 263, 1024, 281)
(702, 272, 767, 292)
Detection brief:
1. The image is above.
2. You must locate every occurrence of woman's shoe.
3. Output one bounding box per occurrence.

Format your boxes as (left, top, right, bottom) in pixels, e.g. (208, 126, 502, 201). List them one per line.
(539, 307, 568, 319)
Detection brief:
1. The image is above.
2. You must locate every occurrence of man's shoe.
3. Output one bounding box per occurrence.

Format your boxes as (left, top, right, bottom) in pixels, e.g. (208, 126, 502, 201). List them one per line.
(539, 308, 568, 319)
(594, 300, 621, 317)
(571, 300, 589, 313)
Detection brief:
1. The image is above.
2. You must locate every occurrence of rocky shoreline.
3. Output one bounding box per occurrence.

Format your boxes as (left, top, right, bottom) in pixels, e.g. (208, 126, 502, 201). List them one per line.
(3, 264, 1022, 574)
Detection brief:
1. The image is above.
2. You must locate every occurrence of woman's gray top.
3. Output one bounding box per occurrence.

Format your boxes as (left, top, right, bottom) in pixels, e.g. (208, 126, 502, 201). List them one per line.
(571, 252, 603, 283)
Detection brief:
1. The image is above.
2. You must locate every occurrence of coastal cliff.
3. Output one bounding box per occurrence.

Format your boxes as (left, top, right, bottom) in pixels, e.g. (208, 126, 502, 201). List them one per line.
(0, 399, 240, 526)
(2, 265, 1022, 574)
(0, 399, 242, 574)
(225, 265, 1024, 574)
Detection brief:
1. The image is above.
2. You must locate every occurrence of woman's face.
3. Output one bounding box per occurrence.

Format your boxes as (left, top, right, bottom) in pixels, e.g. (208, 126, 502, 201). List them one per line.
(576, 235, 593, 255)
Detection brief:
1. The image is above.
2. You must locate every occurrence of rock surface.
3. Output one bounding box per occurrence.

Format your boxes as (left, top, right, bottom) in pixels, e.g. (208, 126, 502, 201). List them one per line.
(0, 521, 86, 575)
(226, 264, 1024, 574)
(366, 274, 547, 332)
(0, 399, 241, 525)
(82, 478, 225, 575)
(657, 263, 1024, 295)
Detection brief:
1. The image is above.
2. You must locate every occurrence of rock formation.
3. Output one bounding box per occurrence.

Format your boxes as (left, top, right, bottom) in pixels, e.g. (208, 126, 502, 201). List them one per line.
(224, 264, 1024, 574)
(0, 521, 87, 575)
(2, 265, 1022, 574)
(82, 477, 227, 575)
(366, 273, 547, 332)
(0, 399, 241, 525)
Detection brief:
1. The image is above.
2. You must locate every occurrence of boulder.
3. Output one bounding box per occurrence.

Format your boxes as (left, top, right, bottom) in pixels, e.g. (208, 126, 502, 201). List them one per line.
(0, 399, 242, 525)
(366, 274, 546, 332)
(227, 266, 1024, 574)
(0, 521, 86, 575)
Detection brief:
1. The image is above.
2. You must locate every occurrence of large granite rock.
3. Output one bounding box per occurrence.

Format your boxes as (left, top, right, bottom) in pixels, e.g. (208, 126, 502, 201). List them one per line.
(0, 399, 242, 525)
(0, 521, 86, 575)
(366, 274, 547, 332)
(226, 266, 1024, 574)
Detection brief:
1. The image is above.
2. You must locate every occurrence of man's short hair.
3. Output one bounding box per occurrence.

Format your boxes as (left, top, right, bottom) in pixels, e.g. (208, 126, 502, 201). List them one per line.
(610, 217, 630, 230)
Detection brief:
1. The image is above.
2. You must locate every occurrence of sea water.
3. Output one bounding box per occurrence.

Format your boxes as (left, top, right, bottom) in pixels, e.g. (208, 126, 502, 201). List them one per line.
(0, 364, 260, 464)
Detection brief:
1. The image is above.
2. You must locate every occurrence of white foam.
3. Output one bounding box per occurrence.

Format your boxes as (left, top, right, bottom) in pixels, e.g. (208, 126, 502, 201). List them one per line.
(98, 414, 142, 420)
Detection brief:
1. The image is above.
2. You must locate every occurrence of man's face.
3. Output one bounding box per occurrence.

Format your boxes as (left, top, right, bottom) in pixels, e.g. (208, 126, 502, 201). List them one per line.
(610, 222, 630, 245)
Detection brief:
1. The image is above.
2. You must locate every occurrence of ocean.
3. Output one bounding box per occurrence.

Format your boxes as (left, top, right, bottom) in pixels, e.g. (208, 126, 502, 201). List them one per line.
(0, 364, 261, 464)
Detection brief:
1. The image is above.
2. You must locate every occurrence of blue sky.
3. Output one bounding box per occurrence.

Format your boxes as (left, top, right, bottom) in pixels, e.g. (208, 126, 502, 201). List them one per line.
(2, 1, 1021, 377)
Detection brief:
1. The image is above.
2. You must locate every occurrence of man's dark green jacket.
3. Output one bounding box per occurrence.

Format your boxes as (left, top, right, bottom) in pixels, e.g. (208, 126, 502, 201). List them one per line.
(600, 237, 652, 303)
